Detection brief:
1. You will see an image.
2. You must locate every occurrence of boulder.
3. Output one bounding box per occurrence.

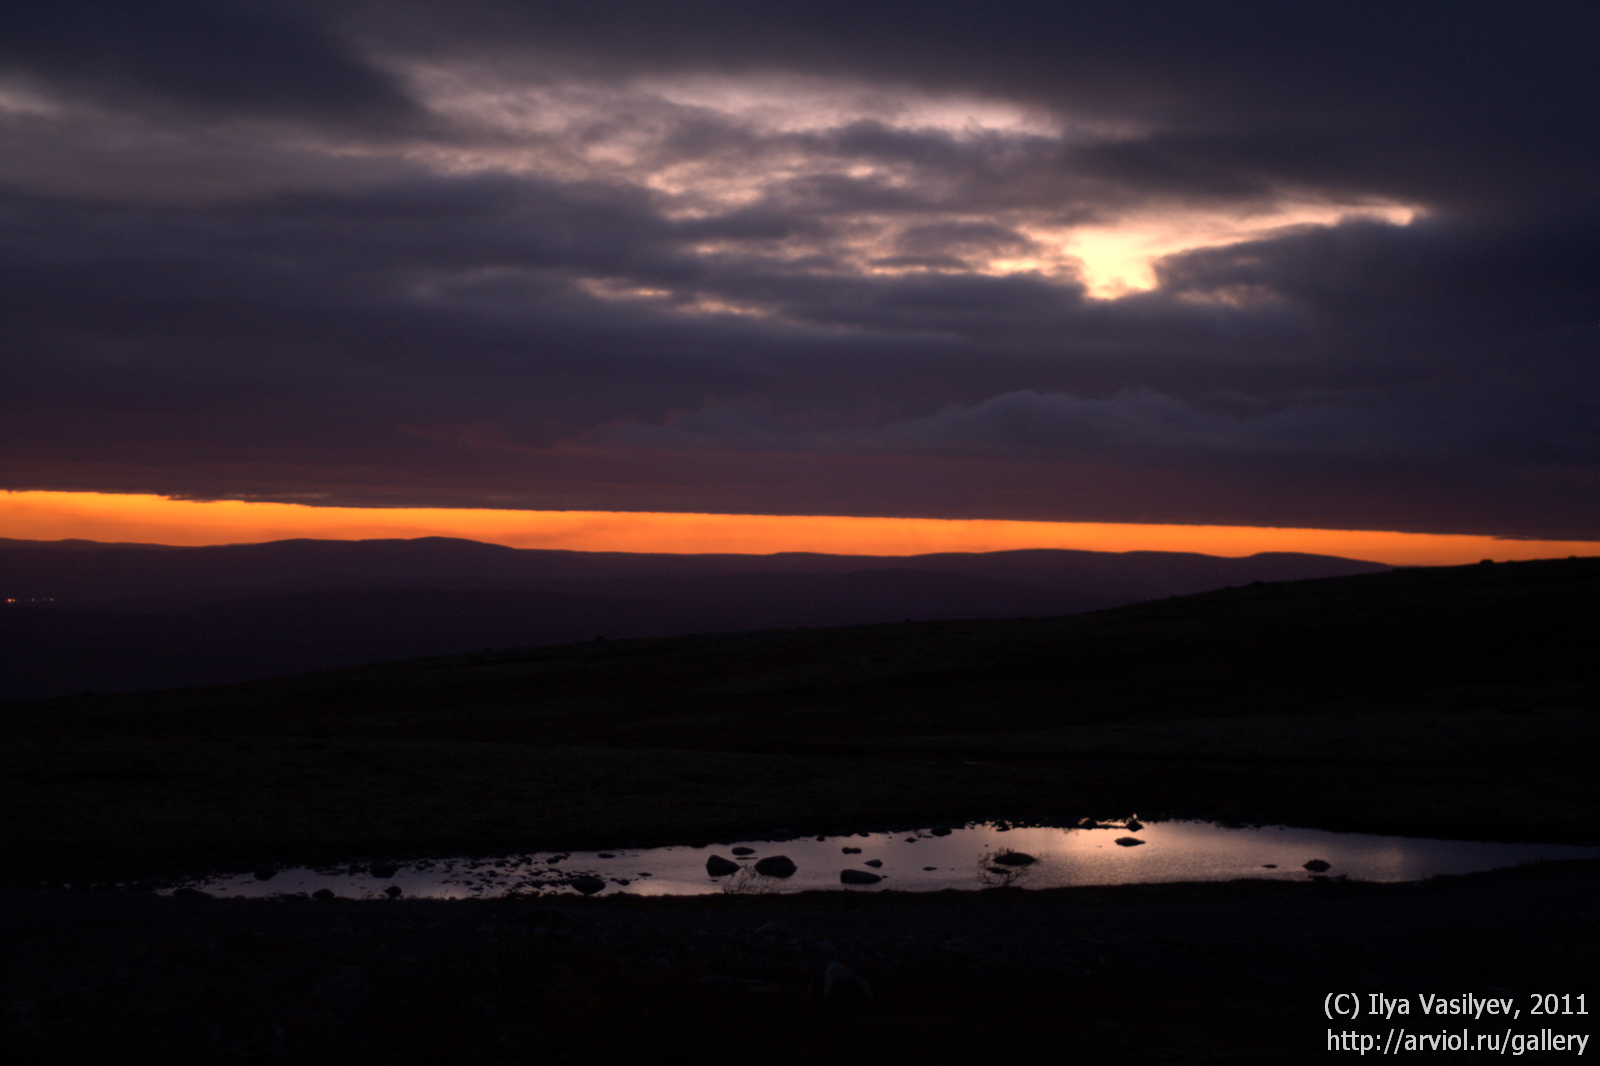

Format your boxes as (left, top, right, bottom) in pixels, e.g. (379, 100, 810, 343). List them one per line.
(705, 855, 740, 876)
(570, 876, 606, 895)
(822, 962, 874, 1002)
(754, 855, 798, 878)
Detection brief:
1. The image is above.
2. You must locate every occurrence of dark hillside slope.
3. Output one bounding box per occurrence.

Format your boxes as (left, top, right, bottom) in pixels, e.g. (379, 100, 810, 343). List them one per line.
(0, 572, 1111, 700)
(0, 538, 1386, 700)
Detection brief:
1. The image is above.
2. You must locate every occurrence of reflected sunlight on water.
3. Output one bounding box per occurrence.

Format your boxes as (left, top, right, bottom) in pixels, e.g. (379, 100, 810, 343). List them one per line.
(171, 821, 1600, 900)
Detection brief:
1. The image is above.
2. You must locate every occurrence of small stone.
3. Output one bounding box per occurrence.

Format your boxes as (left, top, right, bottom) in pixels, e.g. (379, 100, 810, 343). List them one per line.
(570, 876, 606, 895)
(1114, 837, 1144, 847)
(842, 846, 862, 854)
(840, 869, 882, 885)
(1303, 859, 1332, 872)
(732, 846, 756, 856)
(864, 859, 883, 868)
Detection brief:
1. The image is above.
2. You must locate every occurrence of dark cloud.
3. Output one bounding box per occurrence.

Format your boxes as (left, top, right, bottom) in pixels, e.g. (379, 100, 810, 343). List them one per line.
(0, 2, 1595, 538)
(1, 0, 422, 130)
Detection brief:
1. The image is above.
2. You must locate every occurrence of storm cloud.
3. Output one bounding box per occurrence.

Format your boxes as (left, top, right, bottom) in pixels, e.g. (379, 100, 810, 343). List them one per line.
(2, 1, 1595, 536)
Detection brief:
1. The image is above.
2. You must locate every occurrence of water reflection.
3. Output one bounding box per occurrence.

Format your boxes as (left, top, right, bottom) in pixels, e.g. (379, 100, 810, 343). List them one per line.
(172, 821, 1600, 900)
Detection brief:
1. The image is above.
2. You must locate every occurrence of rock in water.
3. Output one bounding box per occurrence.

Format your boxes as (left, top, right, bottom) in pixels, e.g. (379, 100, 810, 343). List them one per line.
(705, 855, 740, 876)
(991, 851, 1036, 866)
(1303, 859, 1332, 872)
(1115, 837, 1145, 847)
(754, 855, 798, 878)
(840, 869, 883, 885)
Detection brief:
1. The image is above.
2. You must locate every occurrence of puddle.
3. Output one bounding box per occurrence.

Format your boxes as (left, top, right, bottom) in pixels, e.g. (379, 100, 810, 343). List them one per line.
(168, 821, 1600, 900)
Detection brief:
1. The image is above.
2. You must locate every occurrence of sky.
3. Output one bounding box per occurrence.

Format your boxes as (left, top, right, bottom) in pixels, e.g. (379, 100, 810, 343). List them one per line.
(2, 1, 1596, 555)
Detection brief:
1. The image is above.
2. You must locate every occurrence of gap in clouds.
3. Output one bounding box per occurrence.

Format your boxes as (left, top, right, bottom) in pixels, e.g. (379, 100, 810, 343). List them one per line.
(4, 493, 1597, 567)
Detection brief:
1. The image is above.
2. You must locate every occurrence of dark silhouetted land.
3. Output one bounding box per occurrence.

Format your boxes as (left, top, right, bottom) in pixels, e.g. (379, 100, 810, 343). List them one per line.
(0, 537, 1389, 701)
(2, 553, 1595, 1064)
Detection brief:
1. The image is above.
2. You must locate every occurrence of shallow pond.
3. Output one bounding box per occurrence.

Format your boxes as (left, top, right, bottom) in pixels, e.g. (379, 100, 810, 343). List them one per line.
(172, 820, 1600, 900)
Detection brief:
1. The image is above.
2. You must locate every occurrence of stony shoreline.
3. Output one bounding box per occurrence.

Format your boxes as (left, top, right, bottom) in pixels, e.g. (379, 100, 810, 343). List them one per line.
(5, 858, 1597, 1063)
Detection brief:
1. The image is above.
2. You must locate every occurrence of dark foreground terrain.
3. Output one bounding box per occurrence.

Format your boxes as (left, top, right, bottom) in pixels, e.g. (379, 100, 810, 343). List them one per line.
(6, 861, 1597, 1064)
(2, 556, 1596, 1062)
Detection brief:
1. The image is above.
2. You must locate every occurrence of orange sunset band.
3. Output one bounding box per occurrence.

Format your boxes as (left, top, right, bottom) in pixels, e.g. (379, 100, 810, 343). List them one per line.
(4, 491, 1596, 567)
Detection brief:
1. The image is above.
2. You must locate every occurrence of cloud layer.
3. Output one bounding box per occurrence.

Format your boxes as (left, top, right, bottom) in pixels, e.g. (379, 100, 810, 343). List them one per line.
(2, 1, 1596, 536)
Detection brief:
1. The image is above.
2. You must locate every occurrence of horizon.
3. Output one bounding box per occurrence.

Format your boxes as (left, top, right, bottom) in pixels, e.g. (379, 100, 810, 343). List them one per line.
(5, 491, 1598, 568)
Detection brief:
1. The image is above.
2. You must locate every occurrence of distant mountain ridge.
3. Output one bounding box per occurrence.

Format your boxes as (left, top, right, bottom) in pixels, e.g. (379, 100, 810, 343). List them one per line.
(0, 536, 1389, 602)
(0, 537, 1390, 701)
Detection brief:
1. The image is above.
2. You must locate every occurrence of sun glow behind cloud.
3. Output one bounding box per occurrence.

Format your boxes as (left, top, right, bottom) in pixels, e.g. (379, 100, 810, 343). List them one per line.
(3, 492, 1595, 567)
(1066, 201, 1419, 298)
(396, 63, 1423, 304)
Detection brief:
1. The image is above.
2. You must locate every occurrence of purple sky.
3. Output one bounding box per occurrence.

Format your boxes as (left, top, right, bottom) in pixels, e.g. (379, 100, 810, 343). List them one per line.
(2, 1, 1596, 538)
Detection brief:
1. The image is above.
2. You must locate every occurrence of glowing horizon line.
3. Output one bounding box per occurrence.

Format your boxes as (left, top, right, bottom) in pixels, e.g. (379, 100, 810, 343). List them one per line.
(2, 491, 1597, 567)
